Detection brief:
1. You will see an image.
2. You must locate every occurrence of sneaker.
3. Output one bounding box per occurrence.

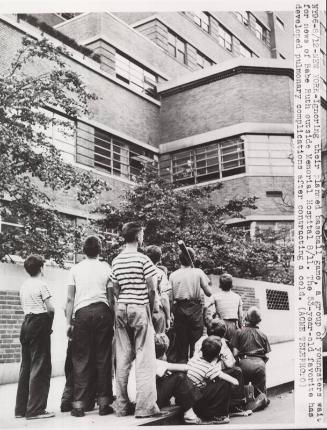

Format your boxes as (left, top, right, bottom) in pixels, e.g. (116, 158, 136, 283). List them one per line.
(15, 414, 25, 418)
(135, 411, 170, 419)
(71, 408, 85, 417)
(26, 411, 55, 420)
(99, 405, 114, 416)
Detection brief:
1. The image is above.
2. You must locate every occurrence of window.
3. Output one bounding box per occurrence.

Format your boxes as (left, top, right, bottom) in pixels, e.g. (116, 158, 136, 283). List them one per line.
(276, 16, 285, 30)
(168, 31, 187, 64)
(115, 52, 157, 97)
(193, 12, 210, 32)
(77, 126, 157, 180)
(240, 43, 253, 58)
(35, 110, 76, 163)
(254, 20, 270, 46)
(171, 138, 245, 185)
(218, 25, 233, 51)
(196, 51, 213, 69)
(266, 289, 289, 310)
(235, 11, 249, 26)
(266, 191, 283, 198)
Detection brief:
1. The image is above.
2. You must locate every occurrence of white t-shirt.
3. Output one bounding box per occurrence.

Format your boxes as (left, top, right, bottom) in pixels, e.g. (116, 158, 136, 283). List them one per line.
(67, 258, 111, 313)
(20, 277, 51, 315)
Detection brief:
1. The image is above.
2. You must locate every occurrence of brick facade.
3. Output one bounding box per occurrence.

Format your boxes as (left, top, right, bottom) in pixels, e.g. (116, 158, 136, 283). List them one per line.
(0, 291, 23, 364)
(159, 72, 293, 143)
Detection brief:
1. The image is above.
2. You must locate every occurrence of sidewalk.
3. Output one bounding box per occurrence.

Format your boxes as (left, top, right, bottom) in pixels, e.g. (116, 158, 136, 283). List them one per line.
(0, 375, 299, 429)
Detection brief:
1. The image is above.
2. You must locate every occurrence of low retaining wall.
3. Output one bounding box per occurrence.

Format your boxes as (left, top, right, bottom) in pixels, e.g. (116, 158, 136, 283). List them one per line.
(0, 262, 294, 385)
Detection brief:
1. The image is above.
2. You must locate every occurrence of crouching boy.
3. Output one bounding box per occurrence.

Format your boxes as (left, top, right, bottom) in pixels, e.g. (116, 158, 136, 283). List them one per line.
(186, 336, 239, 424)
(15, 255, 55, 420)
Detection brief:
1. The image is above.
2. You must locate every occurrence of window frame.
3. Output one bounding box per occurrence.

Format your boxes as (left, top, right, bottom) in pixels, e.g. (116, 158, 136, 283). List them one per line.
(218, 24, 233, 52)
(193, 11, 210, 33)
(235, 11, 249, 26)
(167, 30, 187, 64)
(276, 16, 285, 30)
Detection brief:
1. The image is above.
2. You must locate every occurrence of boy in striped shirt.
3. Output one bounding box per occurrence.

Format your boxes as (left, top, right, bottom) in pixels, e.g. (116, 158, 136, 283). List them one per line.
(110, 222, 160, 418)
(186, 336, 239, 424)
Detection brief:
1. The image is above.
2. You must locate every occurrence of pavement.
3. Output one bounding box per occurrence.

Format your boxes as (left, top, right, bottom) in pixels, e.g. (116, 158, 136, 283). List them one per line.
(0, 375, 306, 430)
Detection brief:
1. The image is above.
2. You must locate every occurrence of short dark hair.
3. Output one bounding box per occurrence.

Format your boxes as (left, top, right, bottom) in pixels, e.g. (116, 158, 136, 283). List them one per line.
(121, 222, 142, 243)
(83, 235, 101, 257)
(219, 273, 233, 291)
(24, 255, 44, 277)
(208, 319, 227, 337)
(201, 336, 222, 362)
(146, 245, 162, 265)
(246, 306, 262, 325)
(179, 247, 195, 267)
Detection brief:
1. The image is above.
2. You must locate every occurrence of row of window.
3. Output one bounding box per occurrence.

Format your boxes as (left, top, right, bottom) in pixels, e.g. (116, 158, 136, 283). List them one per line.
(40, 111, 158, 181)
(235, 11, 271, 46)
(167, 28, 215, 68)
(189, 12, 257, 58)
(169, 138, 246, 185)
(115, 52, 157, 98)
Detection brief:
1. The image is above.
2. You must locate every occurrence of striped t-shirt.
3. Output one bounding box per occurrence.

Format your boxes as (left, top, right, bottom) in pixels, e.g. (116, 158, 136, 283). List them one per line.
(20, 277, 51, 315)
(187, 356, 224, 388)
(111, 251, 157, 305)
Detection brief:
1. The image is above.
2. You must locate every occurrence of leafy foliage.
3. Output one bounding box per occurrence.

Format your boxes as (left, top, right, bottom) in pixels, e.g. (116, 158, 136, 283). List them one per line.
(0, 35, 108, 265)
(96, 166, 293, 284)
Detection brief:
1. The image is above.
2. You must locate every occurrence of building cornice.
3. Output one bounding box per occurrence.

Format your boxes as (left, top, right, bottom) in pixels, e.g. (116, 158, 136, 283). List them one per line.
(157, 58, 293, 96)
(159, 122, 294, 153)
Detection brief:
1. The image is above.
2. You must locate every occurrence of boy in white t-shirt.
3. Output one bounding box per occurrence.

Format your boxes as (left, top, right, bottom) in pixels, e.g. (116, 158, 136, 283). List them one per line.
(15, 255, 55, 420)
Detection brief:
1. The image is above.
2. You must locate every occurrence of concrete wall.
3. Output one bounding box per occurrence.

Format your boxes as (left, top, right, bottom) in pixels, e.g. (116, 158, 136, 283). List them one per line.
(0, 262, 293, 384)
(159, 72, 293, 143)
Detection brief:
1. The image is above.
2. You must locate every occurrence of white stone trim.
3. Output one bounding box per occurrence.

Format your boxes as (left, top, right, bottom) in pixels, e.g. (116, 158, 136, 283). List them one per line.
(159, 122, 294, 153)
(157, 57, 293, 93)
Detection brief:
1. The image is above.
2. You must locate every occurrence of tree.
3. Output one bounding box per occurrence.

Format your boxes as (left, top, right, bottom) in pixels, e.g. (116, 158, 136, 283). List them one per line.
(96, 166, 294, 284)
(0, 35, 108, 266)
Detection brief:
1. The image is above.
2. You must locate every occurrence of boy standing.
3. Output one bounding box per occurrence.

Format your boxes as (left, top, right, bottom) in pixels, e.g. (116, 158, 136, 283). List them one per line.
(169, 247, 211, 363)
(66, 235, 114, 417)
(110, 222, 160, 418)
(15, 255, 55, 420)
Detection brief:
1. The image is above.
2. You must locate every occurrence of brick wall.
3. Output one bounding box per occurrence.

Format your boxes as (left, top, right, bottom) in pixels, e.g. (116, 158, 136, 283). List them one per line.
(233, 285, 260, 311)
(0, 291, 23, 364)
(159, 72, 293, 143)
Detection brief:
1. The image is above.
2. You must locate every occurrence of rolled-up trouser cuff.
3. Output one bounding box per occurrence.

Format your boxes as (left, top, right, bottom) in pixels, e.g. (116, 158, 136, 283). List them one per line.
(72, 401, 84, 409)
(97, 396, 110, 407)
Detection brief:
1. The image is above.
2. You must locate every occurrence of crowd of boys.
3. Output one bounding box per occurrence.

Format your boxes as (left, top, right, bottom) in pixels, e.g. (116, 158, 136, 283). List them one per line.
(14, 221, 271, 424)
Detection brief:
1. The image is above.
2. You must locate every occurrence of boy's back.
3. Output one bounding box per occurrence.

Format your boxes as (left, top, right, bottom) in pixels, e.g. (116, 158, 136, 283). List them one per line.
(232, 326, 271, 358)
(20, 277, 51, 315)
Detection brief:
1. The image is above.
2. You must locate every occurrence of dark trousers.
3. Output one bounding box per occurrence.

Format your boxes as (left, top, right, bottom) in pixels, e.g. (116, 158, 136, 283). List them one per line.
(239, 356, 267, 395)
(170, 301, 203, 363)
(223, 366, 246, 407)
(157, 372, 202, 411)
(72, 302, 114, 409)
(193, 379, 232, 420)
(15, 313, 52, 418)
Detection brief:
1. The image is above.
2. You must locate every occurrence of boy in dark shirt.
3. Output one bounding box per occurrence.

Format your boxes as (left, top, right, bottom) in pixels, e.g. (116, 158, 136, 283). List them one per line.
(231, 306, 271, 396)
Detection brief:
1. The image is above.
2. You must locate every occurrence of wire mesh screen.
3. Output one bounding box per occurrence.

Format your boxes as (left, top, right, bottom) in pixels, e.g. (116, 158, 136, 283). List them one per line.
(266, 289, 289, 310)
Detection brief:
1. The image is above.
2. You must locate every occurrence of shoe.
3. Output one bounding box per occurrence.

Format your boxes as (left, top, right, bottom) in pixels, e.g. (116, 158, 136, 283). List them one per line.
(26, 411, 55, 420)
(184, 415, 202, 424)
(209, 416, 230, 424)
(15, 414, 25, 418)
(71, 408, 85, 417)
(99, 405, 114, 416)
(60, 402, 72, 413)
(85, 403, 95, 412)
(230, 406, 253, 417)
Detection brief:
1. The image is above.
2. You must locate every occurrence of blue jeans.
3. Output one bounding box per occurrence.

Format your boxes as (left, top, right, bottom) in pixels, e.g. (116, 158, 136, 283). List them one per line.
(115, 303, 159, 417)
